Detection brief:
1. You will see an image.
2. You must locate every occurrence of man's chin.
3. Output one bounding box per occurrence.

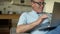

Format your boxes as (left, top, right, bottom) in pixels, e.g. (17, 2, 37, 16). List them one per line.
(39, 10, 43, 13)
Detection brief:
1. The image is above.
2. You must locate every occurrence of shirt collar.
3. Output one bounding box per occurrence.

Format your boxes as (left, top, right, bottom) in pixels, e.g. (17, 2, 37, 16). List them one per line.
(31, 10, 44, 14)
(31, 10, 37, 14)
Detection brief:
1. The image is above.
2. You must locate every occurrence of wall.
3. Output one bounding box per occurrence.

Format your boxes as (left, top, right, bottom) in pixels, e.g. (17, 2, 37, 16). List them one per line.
(12, 0, 31, 5)
(45, 0, 60, 13)
(0, 0, 32, 14)
(0, 0, 60, 14)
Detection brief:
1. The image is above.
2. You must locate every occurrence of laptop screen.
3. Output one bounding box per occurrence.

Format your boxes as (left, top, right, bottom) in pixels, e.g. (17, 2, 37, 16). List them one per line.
(50, 2, 60, 27)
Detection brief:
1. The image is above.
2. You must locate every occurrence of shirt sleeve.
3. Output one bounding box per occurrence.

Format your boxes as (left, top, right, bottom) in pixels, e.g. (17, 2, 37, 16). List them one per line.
(17, 12, 27, 26)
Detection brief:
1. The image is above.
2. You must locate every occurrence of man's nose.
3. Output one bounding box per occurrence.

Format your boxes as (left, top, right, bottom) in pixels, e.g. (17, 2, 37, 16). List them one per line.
(40, 4, 44, 8)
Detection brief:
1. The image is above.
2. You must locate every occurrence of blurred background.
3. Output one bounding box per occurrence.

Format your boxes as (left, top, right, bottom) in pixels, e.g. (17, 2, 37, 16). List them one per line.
(0, 0, 60, 34)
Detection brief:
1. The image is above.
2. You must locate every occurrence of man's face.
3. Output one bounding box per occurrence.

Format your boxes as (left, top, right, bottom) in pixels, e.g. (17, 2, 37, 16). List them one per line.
(31, 0, 46, 13)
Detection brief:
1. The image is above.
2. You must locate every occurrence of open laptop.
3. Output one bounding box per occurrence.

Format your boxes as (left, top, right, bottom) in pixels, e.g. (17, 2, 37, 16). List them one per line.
(39, 2, 60, 30)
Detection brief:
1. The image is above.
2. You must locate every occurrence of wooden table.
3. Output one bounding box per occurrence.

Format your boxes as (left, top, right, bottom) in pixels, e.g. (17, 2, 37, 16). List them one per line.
(0, 14, 20, 34)
(0, 14, 20, 19)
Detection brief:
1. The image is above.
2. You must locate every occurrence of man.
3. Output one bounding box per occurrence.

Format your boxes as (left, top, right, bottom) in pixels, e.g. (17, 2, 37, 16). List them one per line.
(16, 0, 60, 34)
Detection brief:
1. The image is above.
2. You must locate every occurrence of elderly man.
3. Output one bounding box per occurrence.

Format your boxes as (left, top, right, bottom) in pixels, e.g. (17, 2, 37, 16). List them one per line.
(16, 0, 60, 34)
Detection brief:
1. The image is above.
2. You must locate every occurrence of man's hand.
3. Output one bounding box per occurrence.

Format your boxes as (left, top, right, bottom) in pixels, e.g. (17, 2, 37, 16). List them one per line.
(36, 14, 48, 25)
(40, 14, 48, 19)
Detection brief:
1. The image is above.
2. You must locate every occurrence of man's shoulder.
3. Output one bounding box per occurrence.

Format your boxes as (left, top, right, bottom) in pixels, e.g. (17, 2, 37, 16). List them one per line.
(22, 12, 28, 14)
(22, 11, 32, 15)
(21, 12, 30, 16)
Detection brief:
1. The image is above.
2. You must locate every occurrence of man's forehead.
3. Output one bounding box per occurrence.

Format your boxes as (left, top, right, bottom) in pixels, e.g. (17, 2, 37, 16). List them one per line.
(33, 0, 44, 2)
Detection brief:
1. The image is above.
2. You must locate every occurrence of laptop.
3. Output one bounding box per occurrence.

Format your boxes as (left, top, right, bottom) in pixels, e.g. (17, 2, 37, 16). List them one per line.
(39, 2, 60, 30)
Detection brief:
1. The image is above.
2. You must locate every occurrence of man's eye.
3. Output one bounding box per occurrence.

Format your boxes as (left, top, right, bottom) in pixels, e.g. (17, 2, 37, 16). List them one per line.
(37, 3, 41, 5)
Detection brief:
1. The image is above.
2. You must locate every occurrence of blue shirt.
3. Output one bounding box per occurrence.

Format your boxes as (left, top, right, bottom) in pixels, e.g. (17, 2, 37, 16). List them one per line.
(17, 10, 51, 34)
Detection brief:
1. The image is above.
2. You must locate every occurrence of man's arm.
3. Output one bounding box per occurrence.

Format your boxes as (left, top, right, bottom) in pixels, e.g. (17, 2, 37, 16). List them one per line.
(16, 14, 48, 33)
